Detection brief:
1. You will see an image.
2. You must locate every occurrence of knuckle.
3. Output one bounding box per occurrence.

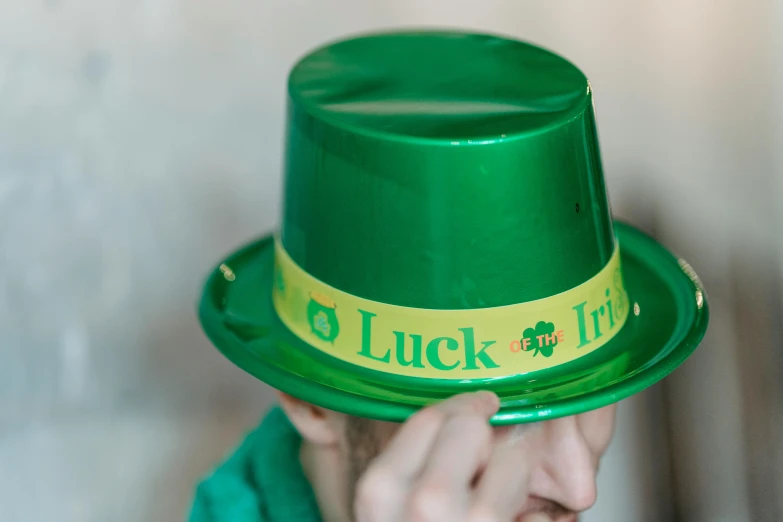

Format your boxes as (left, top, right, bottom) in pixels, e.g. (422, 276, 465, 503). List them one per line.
(408, 478, 452, 522)
(355, 466, 398, 509)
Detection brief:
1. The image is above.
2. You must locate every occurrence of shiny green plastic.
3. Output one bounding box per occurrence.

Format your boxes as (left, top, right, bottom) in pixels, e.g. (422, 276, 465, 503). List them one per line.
(197, 30, 709, 422)
(199, 222, 708, 425)
(283, 31, 613, 308)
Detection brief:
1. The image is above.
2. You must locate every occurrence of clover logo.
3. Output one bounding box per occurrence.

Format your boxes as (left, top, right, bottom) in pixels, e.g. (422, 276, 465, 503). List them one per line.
(522, 321, 558, 358)
(312, 311, 332, 338)
(307, 291, 340, 343)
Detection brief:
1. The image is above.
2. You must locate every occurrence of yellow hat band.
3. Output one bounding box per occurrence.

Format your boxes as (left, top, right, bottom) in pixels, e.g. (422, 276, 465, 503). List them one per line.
(272, 238, 629, 380)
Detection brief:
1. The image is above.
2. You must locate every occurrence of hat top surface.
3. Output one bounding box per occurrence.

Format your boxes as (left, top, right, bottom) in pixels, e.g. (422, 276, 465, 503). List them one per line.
(289, 31, 589, 142)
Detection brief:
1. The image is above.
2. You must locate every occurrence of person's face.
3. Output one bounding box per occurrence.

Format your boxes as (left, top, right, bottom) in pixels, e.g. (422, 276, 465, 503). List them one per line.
(344, 405, 617, 522)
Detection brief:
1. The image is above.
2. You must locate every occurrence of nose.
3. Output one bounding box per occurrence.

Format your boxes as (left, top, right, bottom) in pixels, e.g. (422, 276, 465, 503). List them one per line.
(528, 416, 598, 512)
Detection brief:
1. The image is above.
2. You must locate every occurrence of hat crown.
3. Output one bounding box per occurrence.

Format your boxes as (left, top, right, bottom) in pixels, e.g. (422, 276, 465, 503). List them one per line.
(281, 31, 615, 309)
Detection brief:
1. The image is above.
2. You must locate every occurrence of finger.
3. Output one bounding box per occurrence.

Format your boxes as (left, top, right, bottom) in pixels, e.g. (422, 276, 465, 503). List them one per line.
(469, 439, 534, 521)
(435, 390, 499, 418)
(354, 407, 445, 522)
(409, 414, 495, 520)
(373, 391, 498, 479)
(354, 392, 498, 522)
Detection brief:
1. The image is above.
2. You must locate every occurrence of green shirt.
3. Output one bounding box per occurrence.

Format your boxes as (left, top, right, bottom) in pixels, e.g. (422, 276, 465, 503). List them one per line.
(189, 408, 323, 522)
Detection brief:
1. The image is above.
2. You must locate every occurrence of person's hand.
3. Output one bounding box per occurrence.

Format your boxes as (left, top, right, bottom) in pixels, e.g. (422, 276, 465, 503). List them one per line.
(353, 392, 538, 522)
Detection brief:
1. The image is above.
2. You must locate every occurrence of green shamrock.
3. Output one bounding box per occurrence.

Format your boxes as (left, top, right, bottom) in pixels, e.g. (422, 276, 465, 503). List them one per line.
(312, 311, 332, 338)
(521, 321, 558, 357)
(307, 292, 340, 343)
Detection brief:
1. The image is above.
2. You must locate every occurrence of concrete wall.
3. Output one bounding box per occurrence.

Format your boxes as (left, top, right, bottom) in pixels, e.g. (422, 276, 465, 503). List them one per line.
(1, 1, 779, 520)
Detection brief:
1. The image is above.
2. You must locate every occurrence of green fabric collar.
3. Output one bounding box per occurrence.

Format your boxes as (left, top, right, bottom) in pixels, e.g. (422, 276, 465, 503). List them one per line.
(189, 407, 323, 522)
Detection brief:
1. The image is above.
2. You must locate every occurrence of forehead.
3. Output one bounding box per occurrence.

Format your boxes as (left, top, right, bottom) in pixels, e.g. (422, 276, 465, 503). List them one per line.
(345, 405, 618, 446)
(347, 416, 520, 444)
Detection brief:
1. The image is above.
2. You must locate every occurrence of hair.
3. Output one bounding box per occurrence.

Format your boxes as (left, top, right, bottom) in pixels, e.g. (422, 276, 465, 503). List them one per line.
(345, 415, 381, 481)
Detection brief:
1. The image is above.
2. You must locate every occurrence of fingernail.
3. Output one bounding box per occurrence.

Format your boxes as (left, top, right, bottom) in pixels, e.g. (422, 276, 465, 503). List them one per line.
(475, 391, 500, 411)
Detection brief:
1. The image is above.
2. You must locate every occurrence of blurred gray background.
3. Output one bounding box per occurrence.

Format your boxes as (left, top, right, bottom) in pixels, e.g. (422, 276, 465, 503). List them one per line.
(1, 1, 781, 521)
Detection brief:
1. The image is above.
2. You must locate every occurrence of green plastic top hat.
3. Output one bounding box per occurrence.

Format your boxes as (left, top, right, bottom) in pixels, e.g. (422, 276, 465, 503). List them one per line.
(199, 30, 709, 424)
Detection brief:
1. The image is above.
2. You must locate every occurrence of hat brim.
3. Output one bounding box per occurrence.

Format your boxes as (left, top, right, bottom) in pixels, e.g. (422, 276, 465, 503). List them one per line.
(199, 221, 708, 425)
